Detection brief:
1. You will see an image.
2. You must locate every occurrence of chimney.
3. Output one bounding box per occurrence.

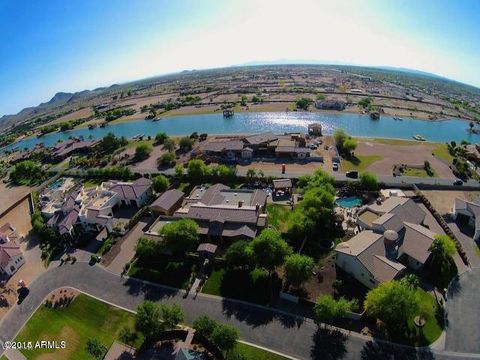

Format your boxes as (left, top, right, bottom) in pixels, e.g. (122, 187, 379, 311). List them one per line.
(238, 200, 244, 208)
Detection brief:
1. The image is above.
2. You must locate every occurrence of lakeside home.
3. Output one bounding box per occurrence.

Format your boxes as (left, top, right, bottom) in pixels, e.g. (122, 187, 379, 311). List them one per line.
(336, 197, 436, 288)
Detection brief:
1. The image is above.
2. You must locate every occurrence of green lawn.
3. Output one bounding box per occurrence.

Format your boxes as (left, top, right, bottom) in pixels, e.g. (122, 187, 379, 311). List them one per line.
(369, 138, 419, 146)
(202, 267, 275, 305)
(402, 167, 437, 178)
(433, 143, 455, 163)
(128, 255, 194, 289)
(266, 204, 292, 232)
(342, 155, 383, 171)
(15, 294, 139, 360)
(404, 289, 444, 346)
(82, 178, 102, 188)
(234, 342, 289, 360)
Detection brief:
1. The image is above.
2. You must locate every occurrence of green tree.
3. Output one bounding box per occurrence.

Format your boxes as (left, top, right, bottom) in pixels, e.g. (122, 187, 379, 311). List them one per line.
(99, 132, 126, 153)
(10, 160, 45, 185)
(295, 97, 313, 110)
(224, 240, 255, 270)
(135, 237, 162, 260)
(250, 229, 292, 273)
(155, 132, 168, 145)
(160, 219, 199, 255)
(159, 152, 175, 167)
(211, 323, 239, 354)
(134, 143, 152, 161)
(240, 95, 248, 106)
(193, 315, 218, 339)
(179, 136, 194, 151)
(152, 174, 170, 193)
(284, 254, 314, 287)
(333, 129, 347, 149)
(174, 164, 184, 177)
(364, 280, 420, 330)
(315, 295, 357, 325)
(187, 159, 210, 180)
(428, 235, 458, 288)
(359, 171, 378, 191)
(85, 338, 107, 360)
(163, 138, 176, 152)
(159, 303, 185, 330)
(287, 211, 315, 240)
(342, 137, 358, 154)
(246, 168, 256, 183)
(135, 301, 163, 340)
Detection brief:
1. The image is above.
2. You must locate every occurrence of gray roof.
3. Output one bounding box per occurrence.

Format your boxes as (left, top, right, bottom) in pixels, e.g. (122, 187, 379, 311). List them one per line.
(109, 178, 152, 201)
(199, 140, 244, 152)
(244, 132, 278, 145)
(401, 222, 436, 264)
(197, 243, 218, 254)
(150, 189, 184, 212)
(273, 179, 292, 189)
(368, 198, 425, 225)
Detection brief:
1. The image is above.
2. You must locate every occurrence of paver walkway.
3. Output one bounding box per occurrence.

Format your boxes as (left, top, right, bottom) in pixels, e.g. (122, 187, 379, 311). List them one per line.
(107, 220, 148, 274)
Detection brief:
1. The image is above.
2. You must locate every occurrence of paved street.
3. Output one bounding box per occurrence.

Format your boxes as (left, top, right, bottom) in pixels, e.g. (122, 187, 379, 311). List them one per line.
(0, 262, 478, 359)
(445, 268, 480, 354)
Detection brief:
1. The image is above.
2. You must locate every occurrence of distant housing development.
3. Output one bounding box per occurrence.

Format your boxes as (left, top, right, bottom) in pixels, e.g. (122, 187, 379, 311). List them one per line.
(336, 197, 436, 288)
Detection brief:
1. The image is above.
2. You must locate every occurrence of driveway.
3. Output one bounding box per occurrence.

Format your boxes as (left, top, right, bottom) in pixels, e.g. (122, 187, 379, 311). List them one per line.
(107, 220, 149, 274)
(446, 220, 480, 268)
(0, 262, 475, 360)
(445, 268, 480, 354)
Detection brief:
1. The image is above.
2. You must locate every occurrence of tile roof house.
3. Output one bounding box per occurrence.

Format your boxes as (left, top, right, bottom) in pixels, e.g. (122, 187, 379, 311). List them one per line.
(173, 184, 268, 240)
(0, 223, 25, 276)
(150, 189, 185, 216)
(336, 197, 436, 288)
(453, 198, 480, 241)
(106, 178, 152, 208)
(51, 138, 99, 160)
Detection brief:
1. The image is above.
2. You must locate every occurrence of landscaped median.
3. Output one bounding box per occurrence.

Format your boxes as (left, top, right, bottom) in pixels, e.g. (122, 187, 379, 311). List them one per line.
(13, 291, 289, 360)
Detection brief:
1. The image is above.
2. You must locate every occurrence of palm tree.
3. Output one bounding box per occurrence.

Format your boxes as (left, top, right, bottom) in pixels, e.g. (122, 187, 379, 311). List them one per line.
(246, 169, 256, 184)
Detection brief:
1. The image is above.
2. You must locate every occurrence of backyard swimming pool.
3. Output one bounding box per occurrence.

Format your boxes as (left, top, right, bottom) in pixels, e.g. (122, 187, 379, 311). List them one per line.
(335, 196, 363, 208)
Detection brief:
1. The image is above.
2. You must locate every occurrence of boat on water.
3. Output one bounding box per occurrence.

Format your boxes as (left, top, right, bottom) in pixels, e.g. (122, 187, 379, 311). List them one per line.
(132, 134, 145, 140)
(393, 116, 403, 121)
(88, 124, 97, 130)
(413, 134, 426, 141)
(99, 122, 107, 128)
(153, 117, 162, 122)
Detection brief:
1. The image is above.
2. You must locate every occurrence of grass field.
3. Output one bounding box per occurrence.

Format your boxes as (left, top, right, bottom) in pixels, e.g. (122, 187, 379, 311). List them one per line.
(402, 167, 437, 178)
(15, 294, 138, 360)
(128, 256, 194, 289)
(235, 342, 289, 360)
(266, 204, 291, 233)
(433, 143, 455, 163)
(202, 267, 274, 305)
(342, 155, 383, 171)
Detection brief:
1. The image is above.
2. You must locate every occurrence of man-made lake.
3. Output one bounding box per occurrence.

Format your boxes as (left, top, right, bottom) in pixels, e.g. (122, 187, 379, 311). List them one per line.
(4, 112, 477, 151)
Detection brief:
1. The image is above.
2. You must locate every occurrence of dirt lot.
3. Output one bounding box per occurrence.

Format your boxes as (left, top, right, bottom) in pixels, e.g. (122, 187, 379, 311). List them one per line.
(0, 183, 31, 222)
(422, 190, 480, 215)
(0, 197, 32, 236)
(355, 140, 455, 178)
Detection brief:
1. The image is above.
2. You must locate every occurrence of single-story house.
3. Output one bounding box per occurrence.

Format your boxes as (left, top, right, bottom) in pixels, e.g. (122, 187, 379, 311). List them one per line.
(150, 189, 185, 216)
(453, 198, 480, 241)
(51, 138, 99, 160)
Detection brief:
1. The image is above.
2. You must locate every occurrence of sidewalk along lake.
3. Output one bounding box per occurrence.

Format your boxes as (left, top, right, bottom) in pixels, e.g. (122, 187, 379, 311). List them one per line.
(4, 112, 478, 151)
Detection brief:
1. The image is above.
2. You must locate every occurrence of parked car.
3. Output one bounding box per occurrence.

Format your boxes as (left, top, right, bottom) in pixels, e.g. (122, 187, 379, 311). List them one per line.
(345, 170, 358, 179)
(453, 179, 464, 186)
(332, 162, 339, 171)
(309, 144, 318, 150)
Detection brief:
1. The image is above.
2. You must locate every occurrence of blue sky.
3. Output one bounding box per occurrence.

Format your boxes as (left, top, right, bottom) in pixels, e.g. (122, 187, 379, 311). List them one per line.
(0, 0, 479, 116)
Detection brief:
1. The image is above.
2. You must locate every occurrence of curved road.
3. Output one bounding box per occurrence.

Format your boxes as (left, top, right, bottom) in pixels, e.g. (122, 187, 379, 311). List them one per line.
(0, 262, 477, 360)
